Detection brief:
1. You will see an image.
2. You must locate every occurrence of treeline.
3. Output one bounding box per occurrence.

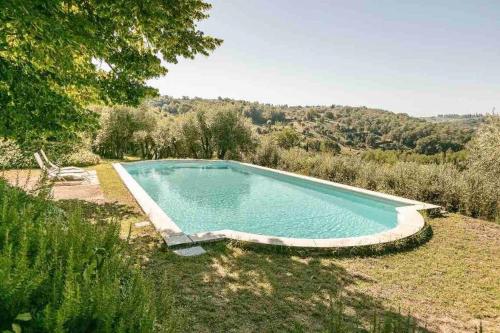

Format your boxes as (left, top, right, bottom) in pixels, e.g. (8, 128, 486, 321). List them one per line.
(360, 149, 468, 168)
(145, 96, 476, 154)
(93, 105, 254, 160)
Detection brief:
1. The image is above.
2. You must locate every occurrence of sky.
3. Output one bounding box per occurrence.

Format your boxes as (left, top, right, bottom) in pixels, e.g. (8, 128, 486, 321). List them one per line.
(148, 0, 500, 117)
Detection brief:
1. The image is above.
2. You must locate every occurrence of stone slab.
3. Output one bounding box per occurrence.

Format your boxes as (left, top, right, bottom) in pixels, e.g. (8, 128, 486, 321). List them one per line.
(134, 221, 150, 228)
(173, 246, 206, 256)
(163, 233, 193, 247)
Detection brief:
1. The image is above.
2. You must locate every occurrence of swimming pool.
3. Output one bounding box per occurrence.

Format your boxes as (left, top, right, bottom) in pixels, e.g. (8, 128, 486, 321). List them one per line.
(114, 160, 437, 248)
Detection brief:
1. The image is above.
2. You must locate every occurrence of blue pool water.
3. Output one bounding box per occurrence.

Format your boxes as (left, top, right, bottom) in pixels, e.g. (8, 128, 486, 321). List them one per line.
(123, 161, 406, 239)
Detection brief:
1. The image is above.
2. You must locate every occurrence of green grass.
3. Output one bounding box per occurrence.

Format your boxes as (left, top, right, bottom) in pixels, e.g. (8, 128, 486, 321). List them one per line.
(84, 162, 500, 331)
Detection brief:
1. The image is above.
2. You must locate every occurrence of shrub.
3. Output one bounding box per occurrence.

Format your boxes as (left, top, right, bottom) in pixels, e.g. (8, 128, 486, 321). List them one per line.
(0, 180, 164, 332)
(265, 110, 286, 124)
(251, 136, 281, 167)
(0, 139, 24, 168)
(250, 146, 499, 221)
(273, 127, 301, 149)
(62, 148, 101, 166)
(467, 116, 500, 178)
(305, 109, 319, 121)
(243, 105, 266, 124)
(1, 139, 99, 169)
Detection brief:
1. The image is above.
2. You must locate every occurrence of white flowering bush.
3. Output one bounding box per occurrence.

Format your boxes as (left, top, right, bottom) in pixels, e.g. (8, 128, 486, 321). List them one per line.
(0, 139, 24, 169)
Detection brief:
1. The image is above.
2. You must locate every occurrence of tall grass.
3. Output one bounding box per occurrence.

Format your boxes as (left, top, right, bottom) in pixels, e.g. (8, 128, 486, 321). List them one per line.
(0, 180, 163, 332)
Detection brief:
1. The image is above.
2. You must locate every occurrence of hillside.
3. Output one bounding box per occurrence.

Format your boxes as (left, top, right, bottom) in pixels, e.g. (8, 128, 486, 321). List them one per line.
(145, 96, 476, 155)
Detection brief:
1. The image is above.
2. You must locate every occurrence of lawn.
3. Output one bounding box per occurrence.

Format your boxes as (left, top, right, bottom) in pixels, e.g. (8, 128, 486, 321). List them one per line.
(91, 162, 498, 332)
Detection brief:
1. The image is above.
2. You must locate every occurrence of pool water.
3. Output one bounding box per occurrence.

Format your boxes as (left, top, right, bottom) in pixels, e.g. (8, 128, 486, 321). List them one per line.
(123, 161, 406, 239)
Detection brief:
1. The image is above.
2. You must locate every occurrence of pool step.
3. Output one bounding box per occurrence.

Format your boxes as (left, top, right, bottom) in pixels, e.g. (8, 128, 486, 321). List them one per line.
(163, 231, 226, 248)
(162, 232, 193, 247)
(173, 246, 206, 257)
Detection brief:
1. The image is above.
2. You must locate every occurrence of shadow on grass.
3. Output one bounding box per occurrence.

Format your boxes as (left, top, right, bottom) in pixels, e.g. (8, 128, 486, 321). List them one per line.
(53, 198, 435, 331)
(145, 240, 433, 332)
(55, 199, 141, 222)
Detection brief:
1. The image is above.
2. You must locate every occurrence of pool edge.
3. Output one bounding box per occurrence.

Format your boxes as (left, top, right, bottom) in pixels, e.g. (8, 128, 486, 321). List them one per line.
(113, 163, 191, 246)
(113, 160, 438, 248)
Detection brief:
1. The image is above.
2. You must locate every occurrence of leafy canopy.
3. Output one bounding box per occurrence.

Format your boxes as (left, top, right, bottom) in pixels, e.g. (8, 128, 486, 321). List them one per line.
(0, 0, 221, 140)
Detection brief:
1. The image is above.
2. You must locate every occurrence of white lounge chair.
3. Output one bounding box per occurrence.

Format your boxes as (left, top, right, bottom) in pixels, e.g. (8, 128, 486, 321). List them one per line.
(34, 152, 89, 181)
(39, 149, 86, 173)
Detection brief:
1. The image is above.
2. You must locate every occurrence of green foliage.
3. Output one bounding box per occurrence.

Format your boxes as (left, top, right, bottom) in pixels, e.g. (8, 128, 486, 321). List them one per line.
(361, 149, 468, 168)
(94, 105, 255, 160)
(251, 135, 281, 167)
(251, 142, 498, 222)
(242, 104, 266, 124)
(467, 116, 500, 178)
(94, 105, 149, 159)
(273, 127, 301, 149)
(0, 0, 221, 140)
(209, 106, 255, 159)
(0, 180, 165, 332)
(0, 139, 22, 168)
(146, 97, 474, 154)
(0, 138, 100, 169)
(304, 109, 319, 121)
(63, 147, 101, 167)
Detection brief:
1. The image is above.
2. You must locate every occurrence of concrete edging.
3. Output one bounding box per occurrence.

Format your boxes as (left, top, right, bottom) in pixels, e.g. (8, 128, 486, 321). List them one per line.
(113, 160, 439, 248)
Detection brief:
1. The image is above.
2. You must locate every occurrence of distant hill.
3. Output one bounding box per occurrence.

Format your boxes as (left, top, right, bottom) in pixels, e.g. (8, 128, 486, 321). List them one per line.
(422, 113, 485, 128)
(144, 96, 477, 154)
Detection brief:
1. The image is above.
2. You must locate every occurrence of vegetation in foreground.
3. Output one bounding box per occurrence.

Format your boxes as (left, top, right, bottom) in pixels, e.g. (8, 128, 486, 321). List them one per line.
(0, 179, 178, 332)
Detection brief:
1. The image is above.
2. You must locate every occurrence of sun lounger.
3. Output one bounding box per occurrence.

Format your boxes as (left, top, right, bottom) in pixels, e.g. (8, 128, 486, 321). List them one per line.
(39, 149, 86, 173)
(34, 152, 89, 181)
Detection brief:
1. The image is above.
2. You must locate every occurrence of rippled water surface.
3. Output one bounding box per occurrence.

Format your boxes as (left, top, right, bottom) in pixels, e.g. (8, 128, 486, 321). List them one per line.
(123, 161, 405, 239)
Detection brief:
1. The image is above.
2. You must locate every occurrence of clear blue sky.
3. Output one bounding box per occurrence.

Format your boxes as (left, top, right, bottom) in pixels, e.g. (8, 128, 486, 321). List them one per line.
(148, 0, 500, 116)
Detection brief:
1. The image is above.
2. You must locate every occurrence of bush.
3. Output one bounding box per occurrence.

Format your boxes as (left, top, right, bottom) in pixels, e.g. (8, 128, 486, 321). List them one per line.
(62, 148, 101, 167)
(0, 139, 24, 168)
(1, 139, 100, 169)
(251, 136, 281, 167)
(273, 127, 300, 149)
(0, 180, 164, 332)
(467, 116, 500, 178)
(249, 141, 499, 221)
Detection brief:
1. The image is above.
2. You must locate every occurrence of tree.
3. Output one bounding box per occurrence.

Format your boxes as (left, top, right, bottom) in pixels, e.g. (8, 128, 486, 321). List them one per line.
(209, 107, 254, 159)
(177, 112, 202, 158)
(0, 0, 221, 140)
(93, 106, 138, 159)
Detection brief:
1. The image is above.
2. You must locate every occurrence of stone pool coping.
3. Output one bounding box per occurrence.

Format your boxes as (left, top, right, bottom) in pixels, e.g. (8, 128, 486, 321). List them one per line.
(113, 160, 439, 248)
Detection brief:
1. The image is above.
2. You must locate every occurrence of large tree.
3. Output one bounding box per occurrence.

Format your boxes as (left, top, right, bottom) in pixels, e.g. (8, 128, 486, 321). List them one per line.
(0, 0, 221, 140)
